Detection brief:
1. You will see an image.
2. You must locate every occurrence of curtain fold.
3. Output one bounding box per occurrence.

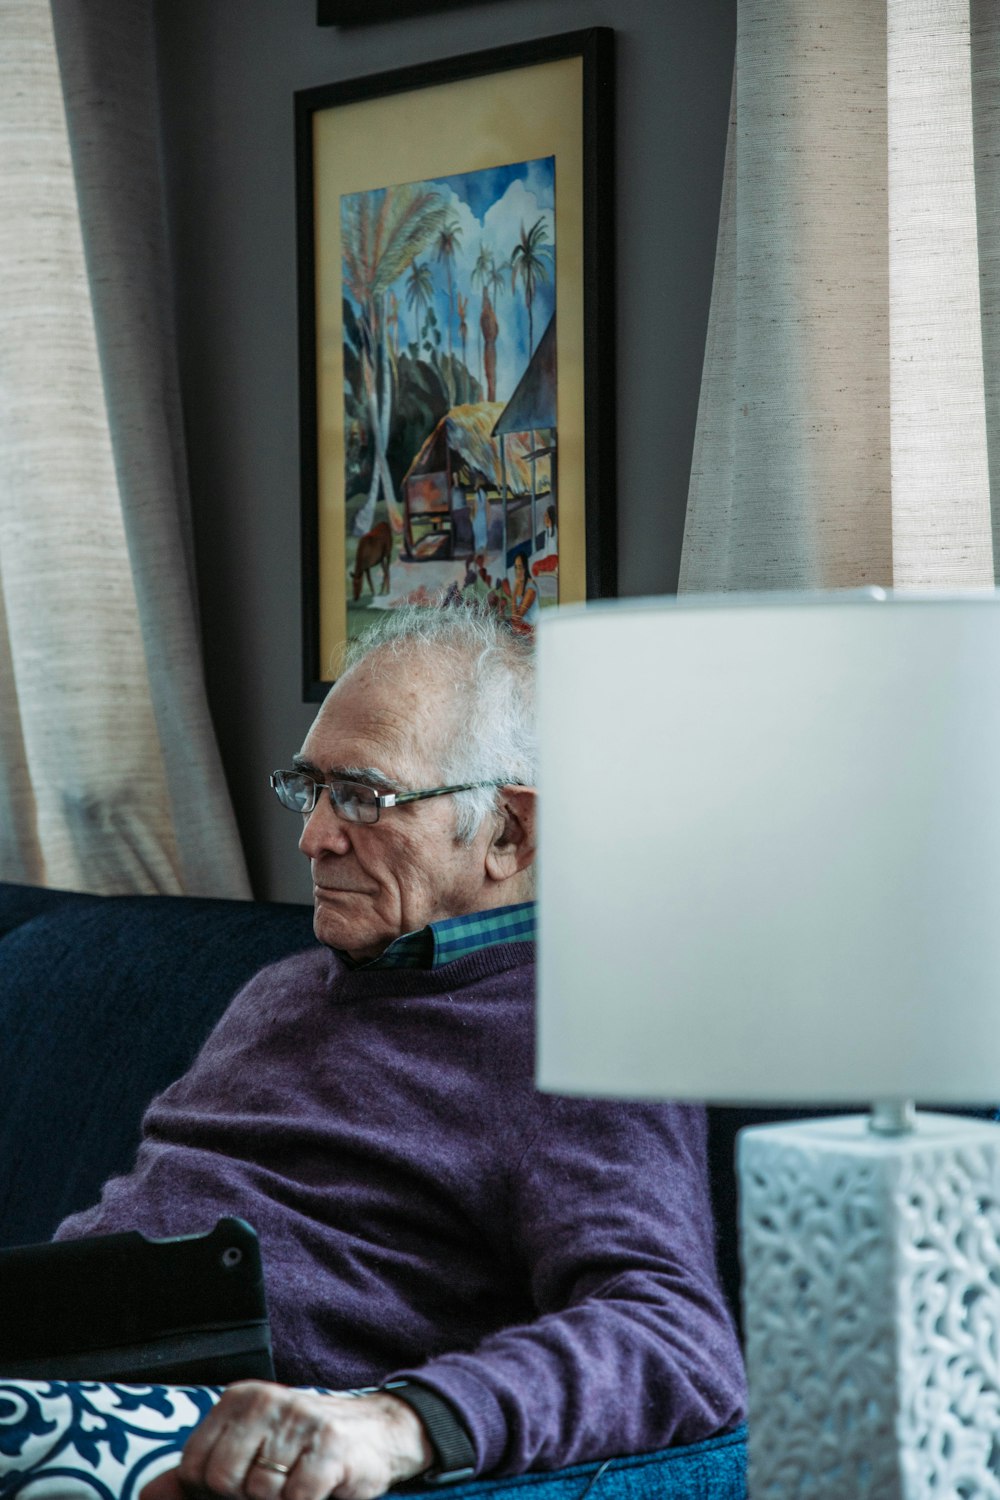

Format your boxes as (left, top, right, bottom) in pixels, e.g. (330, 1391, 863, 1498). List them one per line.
(680, 0, 999, 593)
(0, 0, 250, 898)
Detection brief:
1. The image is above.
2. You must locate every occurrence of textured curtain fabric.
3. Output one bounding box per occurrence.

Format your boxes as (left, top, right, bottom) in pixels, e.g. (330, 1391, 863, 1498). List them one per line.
(0, 0, 249, 897)
(680, 0, 1000, 593)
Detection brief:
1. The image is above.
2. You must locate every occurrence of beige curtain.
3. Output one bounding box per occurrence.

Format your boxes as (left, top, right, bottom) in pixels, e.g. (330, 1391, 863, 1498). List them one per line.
(680, 0, 1000, 593)
(0, 0, 250, 897)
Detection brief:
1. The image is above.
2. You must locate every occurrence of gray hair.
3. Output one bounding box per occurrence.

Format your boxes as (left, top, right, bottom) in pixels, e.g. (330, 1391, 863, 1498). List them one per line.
(339, 605, 536, 843)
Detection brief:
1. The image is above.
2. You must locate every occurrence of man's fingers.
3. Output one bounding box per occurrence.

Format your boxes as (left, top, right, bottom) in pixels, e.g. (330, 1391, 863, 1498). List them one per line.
(141, 1386, 429, 1500)
(173, 1381, 289, 1496)
(245, 1447, 322, 1500)
(278, 1438, 346, 1500)
(174, 1384, 350, 1500)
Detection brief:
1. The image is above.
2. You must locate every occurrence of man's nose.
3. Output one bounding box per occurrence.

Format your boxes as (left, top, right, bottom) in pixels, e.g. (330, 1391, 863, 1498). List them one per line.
(298, 793, 353, 857)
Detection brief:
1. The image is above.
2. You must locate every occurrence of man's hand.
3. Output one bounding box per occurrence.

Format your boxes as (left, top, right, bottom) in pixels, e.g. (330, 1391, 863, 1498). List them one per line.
(139, 1384, 434, 1500)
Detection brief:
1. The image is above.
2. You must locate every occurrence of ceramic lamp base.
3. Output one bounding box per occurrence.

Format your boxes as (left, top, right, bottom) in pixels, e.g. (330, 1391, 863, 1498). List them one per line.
(739, 1112, 1000, 1499)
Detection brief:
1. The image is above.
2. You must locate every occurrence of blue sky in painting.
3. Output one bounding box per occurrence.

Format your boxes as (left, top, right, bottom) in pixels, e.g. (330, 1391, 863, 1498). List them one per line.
(342, 155, 556, 405)
(427, 158, 556, 220)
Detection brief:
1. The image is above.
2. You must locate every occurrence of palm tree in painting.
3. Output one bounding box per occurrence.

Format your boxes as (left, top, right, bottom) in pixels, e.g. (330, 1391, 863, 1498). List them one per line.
(342, 183, 448, 535)
(471, 241, 493, 389)
(405, 258, 435, 349)
(386, 290, 400, 355)
(456, 292, 469, 375)
(488, 256, 509, 307)
(475, 255, 508, 403)
(435, 216, 463, 398)
(510, 216, 553, 357)
(480, 286, 499, 402)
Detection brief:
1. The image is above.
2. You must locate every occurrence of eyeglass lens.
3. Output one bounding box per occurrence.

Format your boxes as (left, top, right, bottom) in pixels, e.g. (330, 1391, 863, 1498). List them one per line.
(273, 771, 379, 824)
(329, 781, 379, 823)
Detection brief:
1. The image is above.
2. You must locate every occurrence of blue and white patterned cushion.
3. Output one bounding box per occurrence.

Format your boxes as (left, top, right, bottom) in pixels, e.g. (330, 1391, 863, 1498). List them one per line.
(0, 1379, 225, 1498)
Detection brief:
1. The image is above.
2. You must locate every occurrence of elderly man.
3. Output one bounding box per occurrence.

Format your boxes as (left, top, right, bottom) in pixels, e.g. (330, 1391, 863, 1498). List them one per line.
(57, 607, 745, 1500)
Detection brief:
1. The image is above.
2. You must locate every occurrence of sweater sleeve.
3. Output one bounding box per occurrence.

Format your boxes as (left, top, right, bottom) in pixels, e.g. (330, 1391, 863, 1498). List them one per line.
(386, 1096, 747, 1476)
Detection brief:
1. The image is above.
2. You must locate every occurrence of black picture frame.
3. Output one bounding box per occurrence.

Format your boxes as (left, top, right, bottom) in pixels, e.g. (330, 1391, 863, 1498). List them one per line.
(317, 0, 500, 25)
(295, 28, 616, 701)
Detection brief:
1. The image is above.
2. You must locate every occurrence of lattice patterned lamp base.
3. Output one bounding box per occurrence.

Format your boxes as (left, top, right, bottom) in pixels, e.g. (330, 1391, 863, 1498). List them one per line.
(739, 1112, 1000, 1499)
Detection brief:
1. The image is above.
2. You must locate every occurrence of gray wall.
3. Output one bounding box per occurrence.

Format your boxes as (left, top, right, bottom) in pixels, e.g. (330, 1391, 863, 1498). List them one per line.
(152, 0, 735, 904)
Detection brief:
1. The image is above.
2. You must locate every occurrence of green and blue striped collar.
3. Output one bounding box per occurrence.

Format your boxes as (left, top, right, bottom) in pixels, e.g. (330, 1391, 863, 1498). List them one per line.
(337, 901, 535, 971)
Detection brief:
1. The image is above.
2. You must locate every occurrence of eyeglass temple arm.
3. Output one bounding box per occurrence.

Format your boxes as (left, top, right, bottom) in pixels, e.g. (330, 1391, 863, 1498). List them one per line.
(389, 781, 505, 807)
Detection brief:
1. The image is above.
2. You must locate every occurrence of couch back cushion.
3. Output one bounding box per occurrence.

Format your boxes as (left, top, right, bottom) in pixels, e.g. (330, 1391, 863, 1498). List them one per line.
(0, 887, 317, 1246)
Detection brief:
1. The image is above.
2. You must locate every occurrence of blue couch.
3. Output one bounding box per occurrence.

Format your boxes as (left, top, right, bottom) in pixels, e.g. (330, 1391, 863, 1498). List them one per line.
(0, 881, 747, 1499)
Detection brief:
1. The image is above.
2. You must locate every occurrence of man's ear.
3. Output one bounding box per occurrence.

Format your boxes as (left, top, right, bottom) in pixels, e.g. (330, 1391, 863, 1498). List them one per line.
(484, 786, 537, 885)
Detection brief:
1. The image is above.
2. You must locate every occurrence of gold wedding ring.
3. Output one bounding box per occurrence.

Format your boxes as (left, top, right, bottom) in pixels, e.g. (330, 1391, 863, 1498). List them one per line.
(254, 1456, 292, 1475)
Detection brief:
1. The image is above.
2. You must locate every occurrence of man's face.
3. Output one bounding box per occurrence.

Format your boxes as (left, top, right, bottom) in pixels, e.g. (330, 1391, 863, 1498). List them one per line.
(296, 650, 494, 960)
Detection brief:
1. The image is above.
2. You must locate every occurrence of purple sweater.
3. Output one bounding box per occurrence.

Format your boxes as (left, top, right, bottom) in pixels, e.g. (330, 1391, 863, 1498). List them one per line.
(57, 942, 746, 1474)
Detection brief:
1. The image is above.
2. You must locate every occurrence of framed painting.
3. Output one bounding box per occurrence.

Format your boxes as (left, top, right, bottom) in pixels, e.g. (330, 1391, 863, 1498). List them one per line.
(295, 28, 615, 700)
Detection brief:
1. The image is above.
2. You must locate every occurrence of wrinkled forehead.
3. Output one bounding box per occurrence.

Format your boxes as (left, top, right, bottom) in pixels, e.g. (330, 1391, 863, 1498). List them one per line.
(302, 646, 463, 779)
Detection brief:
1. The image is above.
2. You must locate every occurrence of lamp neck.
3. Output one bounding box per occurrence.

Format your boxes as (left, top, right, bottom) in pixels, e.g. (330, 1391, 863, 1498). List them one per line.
(868, 1099, 916, 1136)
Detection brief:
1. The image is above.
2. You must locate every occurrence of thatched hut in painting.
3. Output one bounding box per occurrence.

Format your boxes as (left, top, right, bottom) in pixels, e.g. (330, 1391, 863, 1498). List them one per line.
(400, 403, 539, 562)
(492, 313, 557, 575)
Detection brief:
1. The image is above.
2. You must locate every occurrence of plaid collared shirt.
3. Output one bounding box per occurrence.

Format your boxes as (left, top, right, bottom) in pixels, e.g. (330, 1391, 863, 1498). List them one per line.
(338, 901, 535, 971)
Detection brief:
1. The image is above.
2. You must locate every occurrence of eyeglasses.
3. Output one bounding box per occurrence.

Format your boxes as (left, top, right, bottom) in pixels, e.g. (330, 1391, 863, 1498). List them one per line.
(270, 769, 503, 825)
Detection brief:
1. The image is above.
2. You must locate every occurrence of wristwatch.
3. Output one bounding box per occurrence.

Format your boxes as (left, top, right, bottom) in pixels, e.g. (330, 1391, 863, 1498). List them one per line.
(381, 1379, 477, 1484)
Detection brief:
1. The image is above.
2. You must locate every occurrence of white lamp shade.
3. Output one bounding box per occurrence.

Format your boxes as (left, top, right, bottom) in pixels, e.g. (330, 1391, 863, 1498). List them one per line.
(537, 591, 1000, 1103)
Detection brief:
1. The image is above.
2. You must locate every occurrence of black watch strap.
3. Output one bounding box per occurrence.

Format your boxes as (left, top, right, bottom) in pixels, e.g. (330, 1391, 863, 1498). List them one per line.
(382, 1379, 476, 1484)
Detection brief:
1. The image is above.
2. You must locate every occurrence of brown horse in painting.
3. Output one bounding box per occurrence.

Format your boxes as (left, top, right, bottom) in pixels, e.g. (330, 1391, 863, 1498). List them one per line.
(352, 521, 393, 601)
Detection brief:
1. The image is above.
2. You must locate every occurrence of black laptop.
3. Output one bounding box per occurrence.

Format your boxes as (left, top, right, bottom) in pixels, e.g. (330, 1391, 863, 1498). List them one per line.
(0, 1217, 274, 1385)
